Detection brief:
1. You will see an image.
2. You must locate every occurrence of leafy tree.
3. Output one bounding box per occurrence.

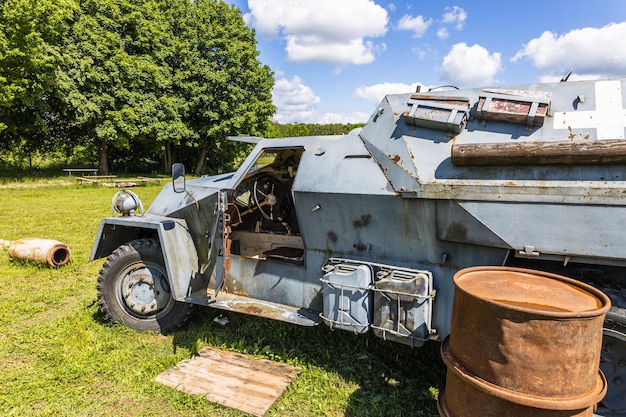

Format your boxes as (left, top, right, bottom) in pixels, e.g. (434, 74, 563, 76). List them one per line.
(1, 0, 274, 174)
(163, 0, 275, 175)
(59, 0, 192, 175)
(0, 0, 75, 161)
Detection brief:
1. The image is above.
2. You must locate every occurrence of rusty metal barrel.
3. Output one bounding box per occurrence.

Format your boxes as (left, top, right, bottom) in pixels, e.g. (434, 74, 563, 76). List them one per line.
(438, 266, 610, 417)
(8, 238, 71, 267)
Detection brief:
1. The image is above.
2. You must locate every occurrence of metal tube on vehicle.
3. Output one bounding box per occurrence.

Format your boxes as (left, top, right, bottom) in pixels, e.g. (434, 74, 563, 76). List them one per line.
(8, 238, 71, 267)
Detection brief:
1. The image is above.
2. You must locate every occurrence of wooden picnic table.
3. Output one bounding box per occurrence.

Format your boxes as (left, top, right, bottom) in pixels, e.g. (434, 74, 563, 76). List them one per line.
(63, 168, 98, 176)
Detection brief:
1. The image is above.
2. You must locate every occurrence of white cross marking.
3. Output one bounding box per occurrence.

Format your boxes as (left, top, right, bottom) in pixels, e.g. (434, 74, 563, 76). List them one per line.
(553, 80, 626, 139)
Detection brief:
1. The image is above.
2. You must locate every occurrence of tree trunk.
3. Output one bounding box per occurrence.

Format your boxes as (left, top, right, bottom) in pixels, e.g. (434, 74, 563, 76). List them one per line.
(194, 145, 207, 175)
(98, 138, 109, 175)
(163, 142, 172, 174)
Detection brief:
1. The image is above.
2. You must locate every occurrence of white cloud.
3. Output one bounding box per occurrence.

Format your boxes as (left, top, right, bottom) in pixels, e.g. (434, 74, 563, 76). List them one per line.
(286, 36, 377, 65)
(512, 21, 626, 78)
(437, 28, 449, 39)
(272, 76, 369, 124)
(439, 43, 502, 86)
(442, 6, 467, 31)
(397, 14, 432, 38)
(354, 82, 422, 103)
(273, 76, 319, 113)
(411, 45, 432, 60)
(246, 0, 388, 65)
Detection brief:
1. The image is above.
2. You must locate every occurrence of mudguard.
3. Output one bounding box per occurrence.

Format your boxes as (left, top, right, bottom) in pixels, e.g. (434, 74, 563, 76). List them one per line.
(90, 215, 199, 301)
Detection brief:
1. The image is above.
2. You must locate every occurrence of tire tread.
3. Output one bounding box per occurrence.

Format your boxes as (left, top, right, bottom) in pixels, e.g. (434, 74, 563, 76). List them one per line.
(96, 238, 193, 334)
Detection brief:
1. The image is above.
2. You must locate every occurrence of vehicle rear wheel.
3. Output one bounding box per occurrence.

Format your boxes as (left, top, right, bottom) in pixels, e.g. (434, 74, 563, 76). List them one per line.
(599, 308, 626, 416)
(96, 238, 193, 334)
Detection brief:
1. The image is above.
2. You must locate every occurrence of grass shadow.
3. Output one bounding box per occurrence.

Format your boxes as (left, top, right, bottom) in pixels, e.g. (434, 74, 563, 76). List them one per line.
(170, 307, 446, 416)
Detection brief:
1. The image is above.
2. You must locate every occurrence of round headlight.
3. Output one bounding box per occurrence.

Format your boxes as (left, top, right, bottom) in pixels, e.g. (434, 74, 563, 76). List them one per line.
(111, 189, 144, 217)
(115, 193, 138, 215)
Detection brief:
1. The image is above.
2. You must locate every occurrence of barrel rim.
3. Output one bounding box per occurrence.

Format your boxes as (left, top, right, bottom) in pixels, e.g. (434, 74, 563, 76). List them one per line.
(453, 266, 611, 318)
(48, 243, 71, 267)
(436, 385, 453, 417)
(441, 337, 607, 410)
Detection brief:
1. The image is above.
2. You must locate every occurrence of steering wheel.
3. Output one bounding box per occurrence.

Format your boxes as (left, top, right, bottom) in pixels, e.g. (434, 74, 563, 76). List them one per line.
(253, 175, 292, 222)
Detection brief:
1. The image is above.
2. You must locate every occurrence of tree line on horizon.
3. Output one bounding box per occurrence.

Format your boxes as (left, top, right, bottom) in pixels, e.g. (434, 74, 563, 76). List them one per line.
(0, 0, 277, 175)
(265, 122, 364, 139)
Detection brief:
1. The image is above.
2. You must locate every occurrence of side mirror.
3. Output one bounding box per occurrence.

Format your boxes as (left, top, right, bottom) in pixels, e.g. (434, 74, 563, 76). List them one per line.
(172, 163, 186, 193)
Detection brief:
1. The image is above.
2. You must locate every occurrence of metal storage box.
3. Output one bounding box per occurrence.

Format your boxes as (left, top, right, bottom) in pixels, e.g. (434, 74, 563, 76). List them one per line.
(477, 89, 551, 127)
(405, 96, 470, 133)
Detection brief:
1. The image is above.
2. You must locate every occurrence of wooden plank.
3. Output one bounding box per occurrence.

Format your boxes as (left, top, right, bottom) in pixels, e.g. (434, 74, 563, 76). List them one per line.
(137, 176, 160, 183)
(113, 178, 142, 182)
(76, 175, 118, 185)
(156, 347, 300, 417)
(111, 179, 143, 188)
(196, 348, 298, 378)
(76, 177, 98, 184)
(451, 139, 626, 166)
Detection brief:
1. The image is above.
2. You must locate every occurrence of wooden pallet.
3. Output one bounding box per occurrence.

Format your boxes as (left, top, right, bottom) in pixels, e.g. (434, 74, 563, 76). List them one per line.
(156, 347, 300, 416)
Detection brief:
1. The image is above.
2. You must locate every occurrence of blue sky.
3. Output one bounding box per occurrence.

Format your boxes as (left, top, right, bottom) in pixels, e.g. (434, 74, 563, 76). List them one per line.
(228, 0, 626, 124)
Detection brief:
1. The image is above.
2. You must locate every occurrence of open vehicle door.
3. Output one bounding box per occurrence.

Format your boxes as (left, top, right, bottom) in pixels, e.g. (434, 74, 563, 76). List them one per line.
(212, 189, 229, 297)
(172, 163, 229, 298)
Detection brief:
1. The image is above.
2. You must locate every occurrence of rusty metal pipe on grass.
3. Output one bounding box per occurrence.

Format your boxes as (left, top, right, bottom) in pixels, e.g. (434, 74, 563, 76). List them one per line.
(7, 238, 71, 267)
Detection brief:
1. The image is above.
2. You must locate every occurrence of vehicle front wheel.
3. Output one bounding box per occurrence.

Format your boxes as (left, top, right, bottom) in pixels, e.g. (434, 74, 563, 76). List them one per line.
(96, 238, 193, 334)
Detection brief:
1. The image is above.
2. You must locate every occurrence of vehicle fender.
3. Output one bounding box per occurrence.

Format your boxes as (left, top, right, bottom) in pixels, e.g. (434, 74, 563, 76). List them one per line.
(90, 216, 199, 301)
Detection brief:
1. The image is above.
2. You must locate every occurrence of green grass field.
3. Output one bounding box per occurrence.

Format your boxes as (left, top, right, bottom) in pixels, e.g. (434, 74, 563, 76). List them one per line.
(0, 177, 445, 416)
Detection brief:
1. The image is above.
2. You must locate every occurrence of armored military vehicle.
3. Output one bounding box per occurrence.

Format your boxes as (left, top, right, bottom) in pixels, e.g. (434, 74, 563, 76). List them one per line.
(91, 77, 626, 415)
